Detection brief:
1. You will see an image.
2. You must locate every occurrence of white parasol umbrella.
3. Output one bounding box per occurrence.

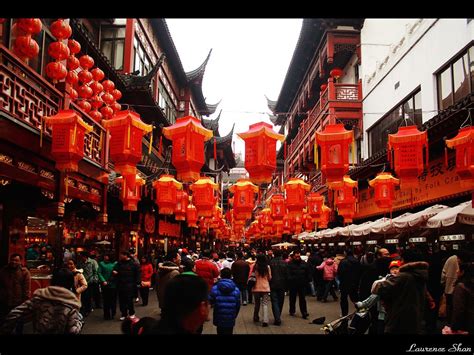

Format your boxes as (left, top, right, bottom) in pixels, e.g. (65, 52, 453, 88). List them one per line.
(426, 200, 472, 228)
(393, 204, 448, 229)
(271, 242, 297, 248)
(94, 240, 111, 245)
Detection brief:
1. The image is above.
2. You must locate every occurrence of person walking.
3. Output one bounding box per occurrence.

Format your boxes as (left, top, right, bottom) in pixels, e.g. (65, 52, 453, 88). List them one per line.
(221, 251, 235, 270)
(66, 259, 88, 302)
(287, 250, 311, 319)
(231, 251, 250, 306)
(245, 252, 257, 304)
(0, 254, 31, 334)
(77, 251, 98, 316)
(155, 250, 181, 313)
(450, 261, 474, 334)
(113, 251, 140, 321)
(337, 249, 361, 317)
(98, 253, 117, 320)
(269, 249, 288, 326)
(209, 268, 241, 334)
(250, 254, 272, 327)
(139, 256, 153, 307)
(317, 254, 339, 302)
(195, 249, 219, 292)
(0, 268, 83, 334)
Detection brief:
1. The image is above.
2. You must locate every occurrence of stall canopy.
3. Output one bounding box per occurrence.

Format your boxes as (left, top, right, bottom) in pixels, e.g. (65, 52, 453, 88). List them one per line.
(351, 218, 385, 236)
(426, 200, 472, 228)
(393, 204, 448, 229)
(338, 224, 359, 237)
(370, 213, 411, 234)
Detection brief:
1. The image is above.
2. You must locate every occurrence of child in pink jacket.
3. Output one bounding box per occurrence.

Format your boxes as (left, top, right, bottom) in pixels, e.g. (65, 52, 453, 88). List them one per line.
(316, 257, 338, 302)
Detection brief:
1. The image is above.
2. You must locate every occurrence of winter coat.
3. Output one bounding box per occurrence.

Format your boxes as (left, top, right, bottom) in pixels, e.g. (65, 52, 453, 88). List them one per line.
(113, 258, 140, 291)
(287, 258, 311, 288)
(231, 259, 250, 285)
(0, 265, 31, 308)
(156, 262, 180, 309)
(209, 278, 241, 328)
(250, 264, 271, 293)
(337, 255, 361, 292)
(373, 261, 429, 334)
(441, 254, 459, 295)
(0, 286, 83, 334)
(358, 257, 392, 300)
(98, 261, 117, 288)
(195, 259, 219, 291)
(451, 281, 474, 334)
(221, 258, 234, 270)
(316, 258, 338, 281)
(269, 256, 289, 290)
(71, 268, 87, 300)
(78, 257, 99, 284)
(140, 263, 154, 284)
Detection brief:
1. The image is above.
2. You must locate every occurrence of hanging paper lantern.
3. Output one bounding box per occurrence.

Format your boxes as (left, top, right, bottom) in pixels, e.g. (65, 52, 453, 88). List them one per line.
(111, 102, 121, 113)
(329, 68, 343, 79)
(88, 110, 102, 123)
(190, 176, 218, 217)
(229, 179, 258, 220)
(320, 83, 327, 92)
(48, 41, 69, 60)
(174, 190, 189, 221)
(101, 93, 115, 106)
(13, 35, 39, 59)
(162, 116, 214, 182)
(90, 94, 104, 109)
(315, 124, 354, 189)
(307, 192, 325, 221)
(77, 84, 93, 99)
(100, 106, 114, 120)
(44, 109, 93, 172)
(17, 18, 42, 35)
(66, 55, 80, 70)
(261, 208, 273, 236)
(50, 19, 72, 40)
(91, 67, 105, 82)
(78, 69, 93, 84)
(369, 172, 400, 211)
(284, 178, 310, 220)
(68, 88, 78, 101)
(111, 89, 122, 101)
(318, 205, 331, 229)
(269, 193, 286, 224)
(388, 125, 428, 187)
(153, 174, 183, 215)
(303, 212, 314, 231)
(445, 126, 474, 188)
(77, 100, 92, 113)
(186, 202, 198, 228)
(67, 39, 81, 55)
(237, 122, 285, 184)
(292, 215, 303, 234)
(79, 55, 94, 70)
(335, 176, 358, 224)
(102, 79, 115, 92)
(45, 62, 67, 81)
(66, 70, 79, 85)
(89, 81, 104, 95)
(116, 175, 145, 211)
(102, 110, 152, 187)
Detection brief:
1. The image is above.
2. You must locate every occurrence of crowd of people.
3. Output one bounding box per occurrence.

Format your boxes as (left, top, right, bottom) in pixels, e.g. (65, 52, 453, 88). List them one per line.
(0, 241, 472, 335)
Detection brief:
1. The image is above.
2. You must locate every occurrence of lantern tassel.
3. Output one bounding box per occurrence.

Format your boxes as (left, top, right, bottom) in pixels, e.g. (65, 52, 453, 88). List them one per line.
(314, 136, 318, 170)
(148, 132, 153, 155)
(352, 136, 356, 168)
(72, 123, 77, 147)
(213, 137, 217, 162)
(127, 124, 131, 149)
(40, 117, 44, 148)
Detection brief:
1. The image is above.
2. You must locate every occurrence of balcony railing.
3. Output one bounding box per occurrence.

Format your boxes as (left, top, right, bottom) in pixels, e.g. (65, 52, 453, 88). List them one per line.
(0, 44, 107, 169)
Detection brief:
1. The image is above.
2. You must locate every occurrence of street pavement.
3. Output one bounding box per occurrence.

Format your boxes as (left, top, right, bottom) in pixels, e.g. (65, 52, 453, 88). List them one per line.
(81, 288, 354, 334)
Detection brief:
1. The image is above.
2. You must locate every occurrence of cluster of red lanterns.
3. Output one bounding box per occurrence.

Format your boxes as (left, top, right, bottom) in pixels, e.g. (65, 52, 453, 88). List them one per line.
(12, 18, 42, 61)
(45, 19, 72, 82)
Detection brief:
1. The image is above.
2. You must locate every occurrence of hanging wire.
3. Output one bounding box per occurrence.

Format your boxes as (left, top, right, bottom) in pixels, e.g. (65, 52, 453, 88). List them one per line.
(460, 108, 473, 128)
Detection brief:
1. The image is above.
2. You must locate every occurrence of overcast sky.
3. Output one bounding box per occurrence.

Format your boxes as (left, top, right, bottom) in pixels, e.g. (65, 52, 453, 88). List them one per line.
(165, 19, 303, 158)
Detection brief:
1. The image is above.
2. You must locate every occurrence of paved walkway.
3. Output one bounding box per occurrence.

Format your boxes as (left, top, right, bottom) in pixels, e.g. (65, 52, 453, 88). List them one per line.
(81, 288, 353, 334)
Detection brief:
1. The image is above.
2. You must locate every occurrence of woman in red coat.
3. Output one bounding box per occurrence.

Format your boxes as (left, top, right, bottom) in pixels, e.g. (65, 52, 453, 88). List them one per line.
(139, 256, 154, 306)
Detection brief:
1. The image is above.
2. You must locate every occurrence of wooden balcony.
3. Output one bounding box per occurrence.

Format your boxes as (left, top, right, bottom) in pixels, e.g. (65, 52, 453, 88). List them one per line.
(0, 44, 108, 170)
(285, 79, 362, 180)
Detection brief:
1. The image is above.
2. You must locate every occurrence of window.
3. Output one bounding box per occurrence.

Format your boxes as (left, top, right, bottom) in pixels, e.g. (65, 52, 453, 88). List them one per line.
(133, 37, 151, 76)
(368, 89, 422, 155)
(100, 25, 125, 70)
(158, 81, 177, 124)
(437, 44, 473, 111)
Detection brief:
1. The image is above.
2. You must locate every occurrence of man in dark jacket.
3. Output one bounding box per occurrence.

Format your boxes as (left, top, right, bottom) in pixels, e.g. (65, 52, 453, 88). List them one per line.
(209, 268, 240, 334)
(112, 251, 140, 321)
(231, 251, 250, 305)
(373, 249, 429, 334)
(269, 249, 288, 325)
(156, 250, 181, 312)
(287, 250, 311, 319)
(337, 249, 361, 317)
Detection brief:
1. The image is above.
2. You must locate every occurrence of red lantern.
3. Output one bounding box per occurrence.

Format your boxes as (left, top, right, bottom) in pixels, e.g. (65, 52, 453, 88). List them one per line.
(330, 68, 343, 79)
(50, 19, 72, 40)
(229, 179, 258, 220)
(388, 125, 428, 187)
(77, 100, 92, 113)
(270, 193, 286, 224)
(17, 19, 42, 35)
(111, 89, 122, 101)
(116, 175, 145, 211)
(91, 68, 105, 82)
(78, 70, 93, 84)
(102, 110, 152, 187)
(48, 41, 69, 60)
(78, 85, 93, 99)
(13, 35, 39, 59)
(68, 88, 78, 101)
(446, 126, 474, 188)
(162, 116, 214, 182)
(66, 55, 80, 70)
(90, 81, 104, 95)
(261, 208, 273, 236)
(237, 122, 285, 184)
(190, 177, 218, 217)
(111, 102, 121, 113)
(369, 172, 400, 211)
(307, 192, 325, 220)
(67, 39, 81, 55)
(174, 190, 189, 221)
(90, 94, 104, 109)
(315, 124, 354, 189)
(101, 93, 115, 106)
(44, 109, 93, 172)
(102, 79, 115, 92)
(335, 176, 358, 224)
(100, 106, 114, 120)
(304, 212, 314, 231)
(66, 71, 79, 85)
(320, 83, 327, 92)
(186, 202, 198, 228)
(45, 62, 67, 81)
(284, 178, 310, 220)
(153, 175, 183, 215)
(79, 55, 94, 70)
(319, 205, 331, 229)
(88, 110, 102, 123)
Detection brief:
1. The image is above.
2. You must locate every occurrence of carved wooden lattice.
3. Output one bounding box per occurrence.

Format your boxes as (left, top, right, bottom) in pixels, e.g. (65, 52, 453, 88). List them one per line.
(335, 86, 358, 101)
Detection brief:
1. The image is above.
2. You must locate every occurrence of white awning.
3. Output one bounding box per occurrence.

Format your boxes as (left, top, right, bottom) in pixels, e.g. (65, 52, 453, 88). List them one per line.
(458, 202, 474, 225)
(351, 218, 385, 236)
(322, 227, 344, 238)
(370, 213, 412, 234)
(392, 204, 448, 228)
(338, 224, 359, 236)
(297, 231, 310, 240)
(426, 200, 472, 228)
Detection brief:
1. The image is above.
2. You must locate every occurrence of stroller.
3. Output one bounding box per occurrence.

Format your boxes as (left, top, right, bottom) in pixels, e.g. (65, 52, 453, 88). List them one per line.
(321, 309, 372, 335)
